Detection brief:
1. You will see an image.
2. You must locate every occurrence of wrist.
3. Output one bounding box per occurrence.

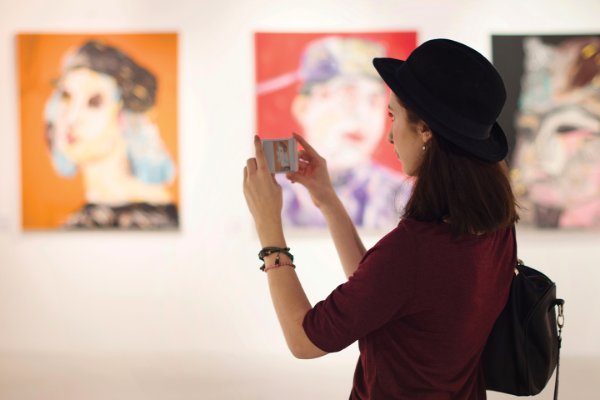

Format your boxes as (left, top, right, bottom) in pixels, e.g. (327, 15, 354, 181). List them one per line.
(316, 191, 343, 213)
(313, 188, 338, 209)
(256, 222, 286, 248)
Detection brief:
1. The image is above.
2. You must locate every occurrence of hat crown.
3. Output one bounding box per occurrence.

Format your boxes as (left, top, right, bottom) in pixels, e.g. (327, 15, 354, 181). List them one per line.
(405, 39, 506, 125)
(373, 38, 509, 161)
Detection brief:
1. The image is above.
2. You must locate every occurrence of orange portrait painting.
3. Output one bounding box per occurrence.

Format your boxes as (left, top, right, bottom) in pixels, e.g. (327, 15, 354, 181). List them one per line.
(18, 33, 179, 230)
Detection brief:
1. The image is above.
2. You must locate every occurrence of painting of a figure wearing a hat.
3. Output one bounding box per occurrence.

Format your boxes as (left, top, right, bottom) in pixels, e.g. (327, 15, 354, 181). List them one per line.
(493, 35, 600, 229)
(256, 33, 417, 230)
(19, 34, 179, 230)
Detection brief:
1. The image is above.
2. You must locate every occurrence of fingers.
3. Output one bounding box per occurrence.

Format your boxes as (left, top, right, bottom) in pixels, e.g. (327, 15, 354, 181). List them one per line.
(298, 149, 308, 161)
(246, 157, 257, 172)
(297, 147, 318, 169)
(285, 160, 309, 184)
(293, 133, 320, 158)
(246, 155, 278, 186)
(298, 150, 315, 167)
(253, 135, 268, 171)
(286, 171, 302, 184)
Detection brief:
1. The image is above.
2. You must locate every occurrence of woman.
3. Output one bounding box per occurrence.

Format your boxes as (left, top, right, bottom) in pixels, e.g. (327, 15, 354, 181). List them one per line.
(244, 39, 519, 399)
(44, 40, 178, 229)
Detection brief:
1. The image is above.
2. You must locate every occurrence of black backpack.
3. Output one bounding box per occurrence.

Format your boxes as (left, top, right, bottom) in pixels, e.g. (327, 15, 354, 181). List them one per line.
(482, 227, 565, 399)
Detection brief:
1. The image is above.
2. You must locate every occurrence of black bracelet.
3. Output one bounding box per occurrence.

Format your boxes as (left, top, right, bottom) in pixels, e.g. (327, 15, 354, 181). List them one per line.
(258, 247, 293, 261)
(258, 246, 294, 271)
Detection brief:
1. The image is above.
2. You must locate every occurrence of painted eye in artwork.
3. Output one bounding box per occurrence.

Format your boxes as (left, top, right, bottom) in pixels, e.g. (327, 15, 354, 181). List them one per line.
(60, 89, 71, 102)
(88, 93, 103, 108)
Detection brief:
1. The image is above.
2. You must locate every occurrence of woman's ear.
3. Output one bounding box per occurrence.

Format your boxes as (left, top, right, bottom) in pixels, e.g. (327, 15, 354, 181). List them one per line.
(419, 122, 433, 144)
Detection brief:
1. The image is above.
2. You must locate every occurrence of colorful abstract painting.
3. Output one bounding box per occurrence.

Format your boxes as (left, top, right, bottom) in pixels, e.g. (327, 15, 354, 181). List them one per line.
(255, 32, 417, 230)
(493, 35, 600, 229)
(19, 33, 179, 230)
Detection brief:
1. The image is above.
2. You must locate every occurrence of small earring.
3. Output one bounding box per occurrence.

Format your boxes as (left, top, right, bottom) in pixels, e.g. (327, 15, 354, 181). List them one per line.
(422, 145, 426, 151)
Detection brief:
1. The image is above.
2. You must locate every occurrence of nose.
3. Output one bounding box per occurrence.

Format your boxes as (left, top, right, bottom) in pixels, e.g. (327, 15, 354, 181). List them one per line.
(62, 97, 83, 126)
(64, 104, 79, 126)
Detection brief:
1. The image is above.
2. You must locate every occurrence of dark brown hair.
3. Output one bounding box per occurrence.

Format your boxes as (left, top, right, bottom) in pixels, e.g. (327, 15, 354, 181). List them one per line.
(403, 117, 519, 236)
(63, 40, 157, 113)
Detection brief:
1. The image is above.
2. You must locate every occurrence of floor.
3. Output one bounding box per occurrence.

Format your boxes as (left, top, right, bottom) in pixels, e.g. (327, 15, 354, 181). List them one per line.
(0, 352, 597, 399)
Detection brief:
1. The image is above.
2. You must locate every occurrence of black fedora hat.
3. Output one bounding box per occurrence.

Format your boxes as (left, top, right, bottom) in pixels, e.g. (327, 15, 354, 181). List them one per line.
(373, 38, 508, 162)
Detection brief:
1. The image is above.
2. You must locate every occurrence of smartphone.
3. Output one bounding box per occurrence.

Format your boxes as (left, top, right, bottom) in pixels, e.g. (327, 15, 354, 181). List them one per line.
(261, 137, 298, 174)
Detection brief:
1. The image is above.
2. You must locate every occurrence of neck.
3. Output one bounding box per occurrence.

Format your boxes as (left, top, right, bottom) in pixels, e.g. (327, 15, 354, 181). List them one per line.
(80, 139, 173, 206)
(80, 137, 135, 205)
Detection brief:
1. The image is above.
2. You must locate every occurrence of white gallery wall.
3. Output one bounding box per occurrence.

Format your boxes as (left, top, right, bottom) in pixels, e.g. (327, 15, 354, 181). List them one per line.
(0, 0, 599, 365)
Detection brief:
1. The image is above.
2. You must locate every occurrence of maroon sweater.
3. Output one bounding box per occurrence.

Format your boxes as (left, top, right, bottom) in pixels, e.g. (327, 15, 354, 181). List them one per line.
(303, 218, 515, 399)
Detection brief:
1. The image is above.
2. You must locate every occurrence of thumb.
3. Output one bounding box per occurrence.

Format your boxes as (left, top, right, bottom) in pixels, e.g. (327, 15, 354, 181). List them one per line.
(293, 132, 320, 158)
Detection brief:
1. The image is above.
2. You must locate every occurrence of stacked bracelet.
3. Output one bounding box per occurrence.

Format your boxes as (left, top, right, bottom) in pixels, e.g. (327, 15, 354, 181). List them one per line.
(258, 246, 294, 272)
(263, 262, 296, 273)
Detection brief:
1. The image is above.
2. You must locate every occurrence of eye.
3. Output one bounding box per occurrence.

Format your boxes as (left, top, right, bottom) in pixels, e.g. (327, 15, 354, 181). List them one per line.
(60, 90, 71, 102)
(88, 93, 103, 108)
(556, 124, 580, 134)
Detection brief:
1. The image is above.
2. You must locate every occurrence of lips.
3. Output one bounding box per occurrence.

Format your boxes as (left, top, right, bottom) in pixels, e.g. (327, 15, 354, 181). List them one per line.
(66, 129, 77, 145)
(344, 132, 365, 142)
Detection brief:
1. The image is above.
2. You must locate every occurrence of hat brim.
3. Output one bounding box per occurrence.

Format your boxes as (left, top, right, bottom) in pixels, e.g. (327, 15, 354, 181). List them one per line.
(373, 57, 508, 162)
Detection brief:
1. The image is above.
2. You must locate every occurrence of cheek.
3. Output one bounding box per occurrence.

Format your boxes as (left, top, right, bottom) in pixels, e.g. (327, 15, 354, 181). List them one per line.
(302, 102, 343, 141)
(76, 103, 119, 139)
(55, 101, 71, 124)
(393, 124, 418, 155)
(52, 104, 72, 144)
(303, 97, 340, 122)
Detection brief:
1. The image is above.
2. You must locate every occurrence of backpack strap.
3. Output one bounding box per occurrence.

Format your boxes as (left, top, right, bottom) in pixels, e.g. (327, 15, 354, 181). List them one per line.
(554, 298, 565, 400)
(511, 225, 518, 268)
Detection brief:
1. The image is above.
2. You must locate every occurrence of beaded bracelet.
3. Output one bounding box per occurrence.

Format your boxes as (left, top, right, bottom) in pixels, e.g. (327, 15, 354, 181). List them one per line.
(263, 262, 296, 273)
(258, 246, 294, 272)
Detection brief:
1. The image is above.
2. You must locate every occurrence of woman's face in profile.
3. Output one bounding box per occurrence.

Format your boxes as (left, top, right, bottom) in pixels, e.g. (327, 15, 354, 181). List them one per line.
(52, 68, 122, 163)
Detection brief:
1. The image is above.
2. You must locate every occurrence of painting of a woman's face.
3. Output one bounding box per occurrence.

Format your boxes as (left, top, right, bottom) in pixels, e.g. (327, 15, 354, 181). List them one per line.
(292, 75, 387, 170)
(52, 68, 122, 163)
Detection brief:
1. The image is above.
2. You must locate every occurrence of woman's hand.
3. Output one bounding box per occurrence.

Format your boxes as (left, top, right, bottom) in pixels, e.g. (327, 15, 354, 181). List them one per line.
(243, 135, 285, 246)
(286, 133, 337, 209)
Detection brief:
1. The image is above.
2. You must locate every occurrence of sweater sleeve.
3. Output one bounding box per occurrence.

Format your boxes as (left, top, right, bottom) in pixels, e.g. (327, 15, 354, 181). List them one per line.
(302, 227, 418, 352)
